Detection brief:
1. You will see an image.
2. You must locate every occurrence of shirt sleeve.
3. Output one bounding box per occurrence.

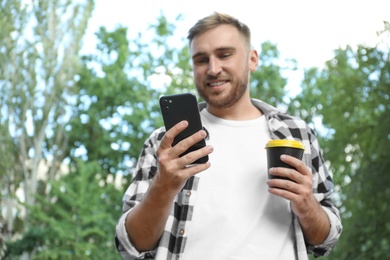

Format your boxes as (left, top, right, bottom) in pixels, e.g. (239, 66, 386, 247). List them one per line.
(114, 129, 164, 259)
(305, 126, 343, 256)
(115, 210, 155, 259)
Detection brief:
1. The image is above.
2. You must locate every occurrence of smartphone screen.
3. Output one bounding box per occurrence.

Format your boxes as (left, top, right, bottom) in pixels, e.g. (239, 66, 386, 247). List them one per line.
(159, 93, 208, 164)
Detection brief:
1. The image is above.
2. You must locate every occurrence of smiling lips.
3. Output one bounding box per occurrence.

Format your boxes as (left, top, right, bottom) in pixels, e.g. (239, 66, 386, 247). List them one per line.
(207, 80, 229, 88)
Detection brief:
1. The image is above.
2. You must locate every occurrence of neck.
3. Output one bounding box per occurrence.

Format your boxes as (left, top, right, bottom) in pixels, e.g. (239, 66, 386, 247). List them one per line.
(207, 96, 263, 120)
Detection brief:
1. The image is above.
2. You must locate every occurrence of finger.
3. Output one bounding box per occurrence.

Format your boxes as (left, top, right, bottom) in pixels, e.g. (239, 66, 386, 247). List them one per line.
(178, 143, 213, 166)
(268, 184, 300, 201)
(182, 161, 212, 177)
(160, 120, 189, 149)
(268, 177, 298, 192)
(280, 155, 309, 176)
(173, 129, 208, 158)
(269, 167, 300, 183)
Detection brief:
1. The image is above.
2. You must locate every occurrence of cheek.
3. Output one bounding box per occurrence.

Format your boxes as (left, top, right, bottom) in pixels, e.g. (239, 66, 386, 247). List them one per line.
(193, 68, 205, 80)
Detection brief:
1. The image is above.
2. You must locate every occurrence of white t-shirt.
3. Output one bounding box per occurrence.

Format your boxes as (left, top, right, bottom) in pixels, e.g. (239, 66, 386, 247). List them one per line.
(182, 109, 296, 260)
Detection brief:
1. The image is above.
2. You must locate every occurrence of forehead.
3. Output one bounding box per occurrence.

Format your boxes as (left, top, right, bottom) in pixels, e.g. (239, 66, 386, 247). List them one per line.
(190, 24, 246, 54)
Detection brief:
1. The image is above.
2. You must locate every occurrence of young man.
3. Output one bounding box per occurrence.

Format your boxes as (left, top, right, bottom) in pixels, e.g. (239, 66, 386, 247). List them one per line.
(115, 12, 342, 260)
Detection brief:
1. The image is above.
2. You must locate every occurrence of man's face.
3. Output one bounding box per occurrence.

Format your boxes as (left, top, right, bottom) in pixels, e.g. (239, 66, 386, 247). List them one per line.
(190, 24, 258, 109)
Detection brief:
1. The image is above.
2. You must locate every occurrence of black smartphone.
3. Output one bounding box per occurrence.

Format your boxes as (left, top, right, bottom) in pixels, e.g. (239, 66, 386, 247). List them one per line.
(159, 93, 208, 164)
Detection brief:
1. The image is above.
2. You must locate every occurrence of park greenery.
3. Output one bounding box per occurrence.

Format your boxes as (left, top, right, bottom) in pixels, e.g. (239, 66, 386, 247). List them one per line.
(1, 0, 389, 259)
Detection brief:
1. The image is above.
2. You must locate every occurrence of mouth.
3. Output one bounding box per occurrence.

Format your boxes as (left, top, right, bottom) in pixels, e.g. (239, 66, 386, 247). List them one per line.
(207, 80, 229, 88)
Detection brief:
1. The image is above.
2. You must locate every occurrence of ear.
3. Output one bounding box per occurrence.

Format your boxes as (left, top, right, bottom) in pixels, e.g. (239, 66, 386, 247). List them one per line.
(249, 49, 259, 72)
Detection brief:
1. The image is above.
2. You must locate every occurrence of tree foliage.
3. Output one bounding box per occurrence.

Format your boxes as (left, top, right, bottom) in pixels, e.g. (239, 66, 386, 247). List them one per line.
(290, 22, 390, 259)
(0, 0, 94, 258)
(65, 15, 191, 177)
(67, 26, 160, 175)
(251, 41, 296, 107)
(5, 160, 122, 259)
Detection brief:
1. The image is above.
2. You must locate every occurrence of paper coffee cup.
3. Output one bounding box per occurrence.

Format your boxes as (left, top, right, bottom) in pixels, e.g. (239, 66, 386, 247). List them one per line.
(265, 140, 305, 180)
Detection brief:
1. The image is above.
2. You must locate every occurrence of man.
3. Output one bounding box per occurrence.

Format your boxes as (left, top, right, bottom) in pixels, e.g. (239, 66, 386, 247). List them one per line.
(115, 12, 342, 260)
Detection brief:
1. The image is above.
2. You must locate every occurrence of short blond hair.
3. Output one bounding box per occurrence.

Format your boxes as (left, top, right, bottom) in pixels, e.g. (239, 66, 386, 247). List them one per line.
(187, 12, 252, 49)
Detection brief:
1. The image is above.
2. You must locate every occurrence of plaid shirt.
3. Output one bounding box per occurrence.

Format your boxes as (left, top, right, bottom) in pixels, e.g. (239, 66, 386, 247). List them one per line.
(115, 99, 343, 260)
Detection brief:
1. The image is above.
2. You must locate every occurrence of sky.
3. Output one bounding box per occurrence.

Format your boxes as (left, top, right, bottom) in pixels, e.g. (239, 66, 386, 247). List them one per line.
(82, 0, 390, 94)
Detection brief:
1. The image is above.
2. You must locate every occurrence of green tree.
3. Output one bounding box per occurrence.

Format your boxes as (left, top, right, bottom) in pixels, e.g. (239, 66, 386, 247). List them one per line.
(251, 41, 296, 108)
(5, 160, 122, 259)
(67, 26, 160, 175)
(291, 22, 390, 259)
(0, 0, 30, 250)
(0, 0, 94, 258)
(66, 14, 192, 177)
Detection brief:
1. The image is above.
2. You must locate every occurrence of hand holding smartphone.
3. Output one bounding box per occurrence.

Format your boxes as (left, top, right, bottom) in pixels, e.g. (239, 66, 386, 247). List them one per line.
(159, 93, 208, 164)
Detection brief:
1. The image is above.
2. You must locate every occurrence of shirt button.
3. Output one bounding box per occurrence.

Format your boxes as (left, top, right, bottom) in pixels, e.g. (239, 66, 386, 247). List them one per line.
(179, 229, 185, 235)
(186, 191, 191, 197)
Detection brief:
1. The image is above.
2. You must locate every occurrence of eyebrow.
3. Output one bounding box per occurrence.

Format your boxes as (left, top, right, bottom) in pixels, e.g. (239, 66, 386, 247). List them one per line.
(192, 47, 236, 60)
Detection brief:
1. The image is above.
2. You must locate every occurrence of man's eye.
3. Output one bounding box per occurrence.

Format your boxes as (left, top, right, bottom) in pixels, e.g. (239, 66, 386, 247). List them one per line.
(220, 53, 232, 59)
(195, 58, 208, 64)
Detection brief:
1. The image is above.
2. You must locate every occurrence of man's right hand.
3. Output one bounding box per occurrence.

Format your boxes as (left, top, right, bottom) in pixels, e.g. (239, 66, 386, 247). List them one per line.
(125, 120, 213, 252)
(156, 120, 213, 193)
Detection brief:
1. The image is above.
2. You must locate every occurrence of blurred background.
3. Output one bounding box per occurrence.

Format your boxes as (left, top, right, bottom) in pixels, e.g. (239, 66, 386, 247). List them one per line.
(1, 0, 389, 259)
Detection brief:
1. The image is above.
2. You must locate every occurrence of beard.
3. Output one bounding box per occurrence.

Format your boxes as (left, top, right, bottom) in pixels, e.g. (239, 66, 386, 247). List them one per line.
(196, 72, 249, 109)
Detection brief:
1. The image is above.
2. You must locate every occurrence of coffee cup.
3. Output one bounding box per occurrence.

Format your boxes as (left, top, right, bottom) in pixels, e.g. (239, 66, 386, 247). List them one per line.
(265, 140, 305, 180)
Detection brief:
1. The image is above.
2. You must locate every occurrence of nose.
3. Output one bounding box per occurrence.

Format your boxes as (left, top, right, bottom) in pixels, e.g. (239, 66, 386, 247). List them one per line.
(207, 57, 222, 76)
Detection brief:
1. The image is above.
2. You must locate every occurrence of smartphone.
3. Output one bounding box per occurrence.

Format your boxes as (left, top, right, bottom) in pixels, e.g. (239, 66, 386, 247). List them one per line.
(159, 93, 208, 164)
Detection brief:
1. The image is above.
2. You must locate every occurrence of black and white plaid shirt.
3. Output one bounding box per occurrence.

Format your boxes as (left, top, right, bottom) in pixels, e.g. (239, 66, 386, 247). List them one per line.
(115, 99, 343, 260)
